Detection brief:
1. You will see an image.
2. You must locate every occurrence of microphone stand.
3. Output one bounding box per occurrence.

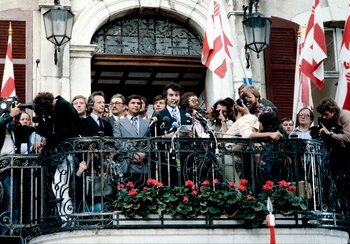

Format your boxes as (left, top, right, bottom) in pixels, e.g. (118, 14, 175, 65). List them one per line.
(153, 123, 160, 182)
(170, 122, 182, 186)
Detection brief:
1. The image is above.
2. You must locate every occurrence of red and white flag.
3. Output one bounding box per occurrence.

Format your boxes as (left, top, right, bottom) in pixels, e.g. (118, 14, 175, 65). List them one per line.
(299, 0, 327, 90)
(335, 3, 350, 110)
(293, 31, 314, 121)
(201, 0, 234, 79)
(1, 22, 16, 98)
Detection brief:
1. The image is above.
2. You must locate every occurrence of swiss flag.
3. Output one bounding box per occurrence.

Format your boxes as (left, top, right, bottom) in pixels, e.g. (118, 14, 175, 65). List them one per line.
(335, 3, 350, 110)
(293, 31, 314, 121)
(299, 0, 327, 90)
(1, 22, 16, 98)
(201, 0, 234, 79)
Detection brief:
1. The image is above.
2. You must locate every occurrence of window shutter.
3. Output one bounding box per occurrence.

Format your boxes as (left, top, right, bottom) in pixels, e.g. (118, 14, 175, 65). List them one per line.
(264, 17, 299, 119)
(0, 20, 26, 102)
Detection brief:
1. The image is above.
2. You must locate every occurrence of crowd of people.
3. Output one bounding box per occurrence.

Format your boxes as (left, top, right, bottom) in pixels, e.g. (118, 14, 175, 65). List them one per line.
(0, 82, 350, 228)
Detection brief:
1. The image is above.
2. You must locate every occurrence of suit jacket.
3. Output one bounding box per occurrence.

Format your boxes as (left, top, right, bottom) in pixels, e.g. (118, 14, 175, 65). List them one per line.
(0, 114, 14, 150)
(82, 115, 113, 137)
(113, 116, 149, 137)
(48, 96, 81, 144)
(151, 107, 192, 136)
(112, 116, 150, 174)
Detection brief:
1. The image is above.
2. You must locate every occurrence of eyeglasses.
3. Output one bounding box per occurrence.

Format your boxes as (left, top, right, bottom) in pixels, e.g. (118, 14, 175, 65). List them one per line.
(110, 102, 123, 106)
(216, 110, 227, 114)
(298, 113, 310, 118)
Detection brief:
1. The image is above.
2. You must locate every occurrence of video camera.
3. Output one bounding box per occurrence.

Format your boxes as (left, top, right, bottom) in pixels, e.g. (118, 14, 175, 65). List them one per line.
(0, 96, 33, 115)
(236, 95, 250, 110)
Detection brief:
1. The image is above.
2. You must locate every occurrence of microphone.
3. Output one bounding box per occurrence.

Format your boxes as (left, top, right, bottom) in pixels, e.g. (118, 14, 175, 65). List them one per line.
(193, 109, 206, 120)
(160, 116, 170, 129)
(149, 112, 161, 127)
(166, 121, 180, 134)
(171, 99, 179, 106)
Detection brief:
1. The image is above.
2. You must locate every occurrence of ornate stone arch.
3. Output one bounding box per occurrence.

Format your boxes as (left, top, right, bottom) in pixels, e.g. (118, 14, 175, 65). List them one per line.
(69, 0, 208, 99)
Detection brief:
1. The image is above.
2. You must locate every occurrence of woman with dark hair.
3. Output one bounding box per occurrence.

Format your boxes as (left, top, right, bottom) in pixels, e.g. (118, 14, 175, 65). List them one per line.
(33, 92, 81, 143)
(208, 99, 233, 136)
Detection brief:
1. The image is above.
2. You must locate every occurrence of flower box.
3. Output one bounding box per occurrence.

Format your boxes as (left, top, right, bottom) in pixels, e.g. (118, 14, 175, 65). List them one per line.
(161, 214, 207, 225)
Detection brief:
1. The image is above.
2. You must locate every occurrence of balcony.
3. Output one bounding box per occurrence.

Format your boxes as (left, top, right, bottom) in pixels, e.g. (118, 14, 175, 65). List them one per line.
(0, 137, 349, 243)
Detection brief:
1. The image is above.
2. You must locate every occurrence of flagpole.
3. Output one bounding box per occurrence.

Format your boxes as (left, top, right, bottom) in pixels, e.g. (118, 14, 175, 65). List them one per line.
(292, 29, 302, 123)
(1, 21, 16, 98)
(335, 3, 350, 110)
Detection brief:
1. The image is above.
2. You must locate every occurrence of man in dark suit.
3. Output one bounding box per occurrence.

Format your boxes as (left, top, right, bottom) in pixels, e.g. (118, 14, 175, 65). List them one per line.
(113, 95, 149, 185)
(150, 83, 192, 187)
(152, 83, 192, 137)
(82, 91, 113, 137)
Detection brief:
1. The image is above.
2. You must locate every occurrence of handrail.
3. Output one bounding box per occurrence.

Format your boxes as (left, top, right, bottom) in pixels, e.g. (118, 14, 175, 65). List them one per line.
(0, 137, 348, 240)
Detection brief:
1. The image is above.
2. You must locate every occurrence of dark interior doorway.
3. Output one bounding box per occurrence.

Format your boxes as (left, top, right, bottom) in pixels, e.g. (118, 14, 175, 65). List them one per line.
(91, 54, 206, 103)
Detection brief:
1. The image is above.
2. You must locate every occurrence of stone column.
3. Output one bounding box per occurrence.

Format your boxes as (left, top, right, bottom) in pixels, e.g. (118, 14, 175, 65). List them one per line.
(70, 44, 96, 99)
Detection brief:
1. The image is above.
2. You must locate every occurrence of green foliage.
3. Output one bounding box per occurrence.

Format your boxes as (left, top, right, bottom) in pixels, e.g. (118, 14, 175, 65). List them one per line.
(113, 178, 306, 227)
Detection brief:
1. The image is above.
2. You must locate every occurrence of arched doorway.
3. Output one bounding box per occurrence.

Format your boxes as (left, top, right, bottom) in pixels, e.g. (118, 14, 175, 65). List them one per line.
(90, 16, 206, 104)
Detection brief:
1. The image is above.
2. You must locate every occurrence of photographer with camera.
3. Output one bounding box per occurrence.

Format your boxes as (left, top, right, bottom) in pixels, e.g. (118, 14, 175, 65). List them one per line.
(0, 99, 21, 234)
(207, 99, 233, 137)
(32, 92, 82, 223)
(316, 98, 350, 207)
(316, 98, 350, 172)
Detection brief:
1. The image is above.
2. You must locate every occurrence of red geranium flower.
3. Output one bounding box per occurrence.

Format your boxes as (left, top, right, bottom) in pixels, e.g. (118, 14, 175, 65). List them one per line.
(278, 180, 290, 188)
(128, 189, 137, 196)
(240, 179, 248, 186)
(229, 182, 236, 188)
(183, 196, 189, 203)
(127, 182, 134, 188)
(288, 185, 296, 192)
(262, 184, 273, 193)
(238, 185, 246, 192)
(265, 180, 274, 187)
(246, 194, 254, 200)
(156, 182, 164, 188)
(147, 178, 157, 186)
(202, 180, 210, 187)
(185, 180, 195, 189)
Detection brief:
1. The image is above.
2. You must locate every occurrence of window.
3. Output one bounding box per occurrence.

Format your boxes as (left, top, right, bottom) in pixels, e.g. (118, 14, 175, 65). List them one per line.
(91, 17, 202, 56)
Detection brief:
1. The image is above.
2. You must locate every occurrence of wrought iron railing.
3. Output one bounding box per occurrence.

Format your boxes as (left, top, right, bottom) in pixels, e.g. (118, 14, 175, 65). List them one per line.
(0, 137, 349, 240)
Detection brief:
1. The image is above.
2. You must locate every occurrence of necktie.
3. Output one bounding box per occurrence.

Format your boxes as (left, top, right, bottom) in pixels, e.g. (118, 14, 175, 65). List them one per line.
(98, 117, 104, 129)
(131, 116, 138, 135)
(171, 108, 177, 120)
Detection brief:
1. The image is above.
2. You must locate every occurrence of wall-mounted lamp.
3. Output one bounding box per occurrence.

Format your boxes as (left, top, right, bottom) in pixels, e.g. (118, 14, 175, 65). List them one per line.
(242, 0, 271, 68)
(43, 0, 74, 64)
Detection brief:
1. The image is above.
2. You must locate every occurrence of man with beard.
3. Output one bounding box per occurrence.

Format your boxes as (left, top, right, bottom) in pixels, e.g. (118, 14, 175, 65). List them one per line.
(179, 92, 209, 138)
(241, 85, 277, 118)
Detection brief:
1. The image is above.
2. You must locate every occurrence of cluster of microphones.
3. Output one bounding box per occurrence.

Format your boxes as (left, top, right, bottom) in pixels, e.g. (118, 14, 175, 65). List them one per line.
(148, 109, 210, 135)
(148, 112, 180, 134)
